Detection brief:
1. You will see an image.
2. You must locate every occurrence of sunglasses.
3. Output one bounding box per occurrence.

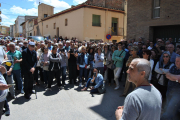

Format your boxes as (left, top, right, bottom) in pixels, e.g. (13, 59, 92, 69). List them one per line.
(24, 43, 28, 44)
(142, 48, 146, 49)
(163, 56, 169, 58)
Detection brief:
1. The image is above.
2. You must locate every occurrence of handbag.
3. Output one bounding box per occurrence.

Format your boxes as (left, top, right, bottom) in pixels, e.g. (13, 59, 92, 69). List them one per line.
(151, 73, 162, 87)
(111, 50, 124, 70)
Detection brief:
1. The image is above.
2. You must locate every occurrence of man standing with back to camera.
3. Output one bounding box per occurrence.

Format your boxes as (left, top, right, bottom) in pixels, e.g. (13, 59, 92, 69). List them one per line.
(115, 58, 162, 120)
(22, 42, 37, 99)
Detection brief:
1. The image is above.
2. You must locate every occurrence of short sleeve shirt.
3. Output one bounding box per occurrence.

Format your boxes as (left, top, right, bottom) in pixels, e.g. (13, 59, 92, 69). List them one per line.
(7, 50, 22, 70)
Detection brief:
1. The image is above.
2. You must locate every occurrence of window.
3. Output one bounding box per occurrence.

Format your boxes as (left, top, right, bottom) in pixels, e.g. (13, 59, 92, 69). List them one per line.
(44, 14, 48, 18)
(92, 14, 101, 27)
(65, 19, 68, 26)
(54, 23, 56, 29)
(112, 18, 118, 35)
(153, 0, 160, 18)
(46, 25, 48, 28)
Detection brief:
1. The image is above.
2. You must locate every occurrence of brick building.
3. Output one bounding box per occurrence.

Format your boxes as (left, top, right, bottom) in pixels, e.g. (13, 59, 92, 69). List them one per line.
(86, 0, 124, 10)
(127, 0, 180, 46)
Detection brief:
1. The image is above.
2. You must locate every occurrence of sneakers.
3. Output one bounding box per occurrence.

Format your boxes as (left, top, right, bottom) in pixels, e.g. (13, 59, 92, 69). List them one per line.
(46, 88, 52, 91)
(21, 90, 24, 94)
(114, 86, 120, 90)
(4, 110, 10, 116)
(79, 82, 82, 87)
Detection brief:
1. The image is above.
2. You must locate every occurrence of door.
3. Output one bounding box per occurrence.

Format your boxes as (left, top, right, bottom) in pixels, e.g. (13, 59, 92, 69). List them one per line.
(57, 27, 59, 38)
(153, 25, 180, 43)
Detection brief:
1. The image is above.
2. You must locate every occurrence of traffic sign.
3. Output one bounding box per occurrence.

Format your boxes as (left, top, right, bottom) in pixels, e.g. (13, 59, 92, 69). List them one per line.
(106, 34, 111, 40)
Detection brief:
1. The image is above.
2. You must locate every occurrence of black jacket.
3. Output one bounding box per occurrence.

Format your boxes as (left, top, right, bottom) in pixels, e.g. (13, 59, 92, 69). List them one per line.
(48, 53, 62, 71)
(77, 53, 88, 65)
(22, 48, 37, 72)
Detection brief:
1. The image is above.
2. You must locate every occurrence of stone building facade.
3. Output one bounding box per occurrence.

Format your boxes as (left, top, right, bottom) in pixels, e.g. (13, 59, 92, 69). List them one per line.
(127, 0, 180, 44)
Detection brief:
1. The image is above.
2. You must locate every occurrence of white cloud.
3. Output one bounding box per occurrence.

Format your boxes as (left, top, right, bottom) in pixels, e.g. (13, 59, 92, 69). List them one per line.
(10, 5, 38, 16)
(73, 0, 87, 4)
(1, 14, 8, 19)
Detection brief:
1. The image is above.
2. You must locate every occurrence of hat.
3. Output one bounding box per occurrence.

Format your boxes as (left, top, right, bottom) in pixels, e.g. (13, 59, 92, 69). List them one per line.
(29, 42, 35, 46)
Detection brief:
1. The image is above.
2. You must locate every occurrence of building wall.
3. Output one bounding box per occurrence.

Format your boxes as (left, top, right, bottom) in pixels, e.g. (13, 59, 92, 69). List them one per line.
(38, 3, 54, 23)
(127, 0, 180, 41)
(86, 0, 124, 10)
(5, 27, 10, 36)
(13, 25, 15, 37)
(42, 8, 84, 40)
(83, 7, 124, 42)
(10, 25, 13, 37)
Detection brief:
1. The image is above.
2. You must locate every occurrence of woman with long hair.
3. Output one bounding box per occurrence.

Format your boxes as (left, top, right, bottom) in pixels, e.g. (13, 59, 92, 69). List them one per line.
(94, 47, 104, 75)
(155, 51, 174, 100)
(40, 45, 51, 88)
(87, 47, 95, 78)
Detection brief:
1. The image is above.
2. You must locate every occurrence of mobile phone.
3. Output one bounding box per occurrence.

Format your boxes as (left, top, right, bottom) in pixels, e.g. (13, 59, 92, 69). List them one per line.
(8, 84, 15, 87)
(93, 72, 96, 77)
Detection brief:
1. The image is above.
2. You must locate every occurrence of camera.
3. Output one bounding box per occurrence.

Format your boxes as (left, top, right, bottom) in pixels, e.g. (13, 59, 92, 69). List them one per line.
(61, 49, 65, 52)
(69, 49, 74, 53)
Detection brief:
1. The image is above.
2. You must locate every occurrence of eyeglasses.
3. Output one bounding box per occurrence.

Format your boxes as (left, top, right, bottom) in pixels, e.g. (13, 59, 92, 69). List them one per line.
(130, 50, 134, 51)
(163, 56, 169, 58)
(158, 41, 162, 43)
(142, 53, 145, 55)
(24, 43, 28, 44)
(142, 48, 146, 49)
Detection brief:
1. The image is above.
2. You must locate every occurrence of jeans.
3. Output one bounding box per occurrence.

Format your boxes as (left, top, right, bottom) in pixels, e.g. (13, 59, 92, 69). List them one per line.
(4, 99, 9, 111)
(48, 70, 61, 88)
(161, 81, 180, 120)
(6, 74, 15, 96)
(79, 67, 88, 83)
(0, 101, 5, 119)
(114, 67, 122, 87)
(12, 69, 23, 91)
(61, 66, 67, 85)
(97, 67, 104, 75)
(43, 70, 49, 84)
(85, 78, 98, 93)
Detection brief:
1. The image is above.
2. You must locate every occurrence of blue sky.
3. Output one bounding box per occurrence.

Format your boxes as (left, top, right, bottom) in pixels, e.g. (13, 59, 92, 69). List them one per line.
(1, 0, 86, 27)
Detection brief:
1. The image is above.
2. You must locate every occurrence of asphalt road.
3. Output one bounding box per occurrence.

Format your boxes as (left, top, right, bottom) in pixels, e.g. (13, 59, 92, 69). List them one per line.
(2, 78, 127, 120)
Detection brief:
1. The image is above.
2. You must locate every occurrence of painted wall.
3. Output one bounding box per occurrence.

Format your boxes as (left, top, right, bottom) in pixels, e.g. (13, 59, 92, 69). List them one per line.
(42, 8, 84, 40)
(40, 7, 124, 42)
(83, 7, 124, 42)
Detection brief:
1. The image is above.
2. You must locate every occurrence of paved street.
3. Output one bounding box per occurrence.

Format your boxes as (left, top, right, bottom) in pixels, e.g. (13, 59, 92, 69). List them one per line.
(2, 78, 126, 120)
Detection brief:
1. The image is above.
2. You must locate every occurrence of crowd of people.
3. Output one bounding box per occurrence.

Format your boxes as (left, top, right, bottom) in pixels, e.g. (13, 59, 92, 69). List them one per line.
(0, 36, 180, 119)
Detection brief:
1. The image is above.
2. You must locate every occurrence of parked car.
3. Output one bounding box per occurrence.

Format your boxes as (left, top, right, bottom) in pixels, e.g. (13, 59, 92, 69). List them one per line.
(27, 36, 44, 41)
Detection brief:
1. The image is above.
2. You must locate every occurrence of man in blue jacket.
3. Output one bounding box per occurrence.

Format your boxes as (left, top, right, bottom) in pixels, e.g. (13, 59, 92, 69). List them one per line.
(22, 42, 37, 99)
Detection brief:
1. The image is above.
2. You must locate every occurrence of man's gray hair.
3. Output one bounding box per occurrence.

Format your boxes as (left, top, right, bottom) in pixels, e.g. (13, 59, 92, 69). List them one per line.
(132, 58, 151, 80)
(9, 42, 15, 46)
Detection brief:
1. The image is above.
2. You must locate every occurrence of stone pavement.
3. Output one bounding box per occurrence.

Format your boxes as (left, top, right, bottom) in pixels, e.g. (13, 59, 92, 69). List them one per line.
(2, 79, 127, 120)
